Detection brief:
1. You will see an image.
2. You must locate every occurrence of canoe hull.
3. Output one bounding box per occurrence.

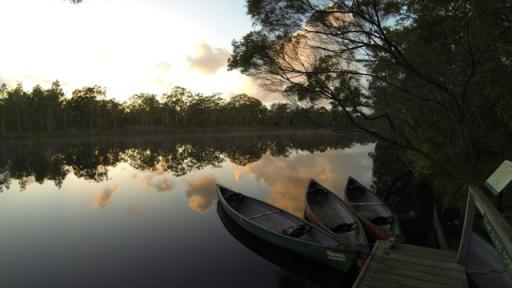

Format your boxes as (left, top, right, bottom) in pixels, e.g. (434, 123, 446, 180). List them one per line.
(218, 190, 358, 272)
(357, 216, 394, 241)
(345, 177, 403, 242)
(304, 180, 368, 245)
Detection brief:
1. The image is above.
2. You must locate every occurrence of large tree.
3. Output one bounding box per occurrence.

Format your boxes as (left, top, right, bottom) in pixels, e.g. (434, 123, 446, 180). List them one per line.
(228, 0, 512, 192)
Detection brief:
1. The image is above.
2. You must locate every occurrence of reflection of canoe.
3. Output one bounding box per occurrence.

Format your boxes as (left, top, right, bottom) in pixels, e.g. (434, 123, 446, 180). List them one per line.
(344, 177, 402, 241)
(217, 185, 361, 272)
(217, 203, 355, 288)
(305, 179, 368, 247)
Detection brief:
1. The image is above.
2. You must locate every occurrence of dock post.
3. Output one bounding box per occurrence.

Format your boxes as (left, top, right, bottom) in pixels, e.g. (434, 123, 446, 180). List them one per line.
(457, 190, 476, 264)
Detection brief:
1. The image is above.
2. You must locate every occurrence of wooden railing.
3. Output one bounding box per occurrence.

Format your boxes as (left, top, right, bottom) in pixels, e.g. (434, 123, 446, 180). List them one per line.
(457, 186, 512, 275)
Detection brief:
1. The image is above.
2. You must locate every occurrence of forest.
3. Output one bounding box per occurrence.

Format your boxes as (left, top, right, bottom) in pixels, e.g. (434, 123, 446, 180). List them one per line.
(0, 82, 345, 136)
(228, 0, 512, 203)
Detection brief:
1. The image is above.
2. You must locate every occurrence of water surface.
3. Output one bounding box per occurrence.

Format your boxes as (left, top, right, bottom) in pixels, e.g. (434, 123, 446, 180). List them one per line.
(0, 132, 374, 287)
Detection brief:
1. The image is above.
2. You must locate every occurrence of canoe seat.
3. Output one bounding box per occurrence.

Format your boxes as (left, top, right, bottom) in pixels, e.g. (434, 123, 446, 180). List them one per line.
(247, 210, 280, 220)
(330, 222, 358, 233)
(350, 202, 385, 206)
(225, 192, 244, 202)
(282, 223, 311, 238)
(369, 216, 395, 226)
(347, 184, 365, 193)
(310, 187, 328, 196)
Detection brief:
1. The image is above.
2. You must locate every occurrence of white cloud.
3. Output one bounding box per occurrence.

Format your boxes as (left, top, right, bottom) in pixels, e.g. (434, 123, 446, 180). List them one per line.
(0, 0, 285, 104)
(187, 42, 230, 75)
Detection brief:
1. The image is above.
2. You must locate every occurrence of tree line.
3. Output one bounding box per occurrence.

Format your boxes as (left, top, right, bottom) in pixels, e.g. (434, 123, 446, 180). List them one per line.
(0, 81, 347, 136)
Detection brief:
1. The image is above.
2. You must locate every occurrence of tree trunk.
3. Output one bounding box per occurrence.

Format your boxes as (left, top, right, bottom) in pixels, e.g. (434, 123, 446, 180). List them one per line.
(16, 109, 21, 133)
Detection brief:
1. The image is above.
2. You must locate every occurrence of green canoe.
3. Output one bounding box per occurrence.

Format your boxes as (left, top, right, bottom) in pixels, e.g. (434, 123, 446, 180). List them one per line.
(217, 185, 361, 272)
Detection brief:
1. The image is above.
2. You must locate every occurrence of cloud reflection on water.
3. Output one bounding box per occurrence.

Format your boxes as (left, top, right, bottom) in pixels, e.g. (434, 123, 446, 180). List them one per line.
(233, 145, 374, 217)
(87, 144, 373, 215)
(2, 137, 373, 218)
(186, 176, 217, 214)
(139, 171, 174, 193)
(182, 144, 374, 216)
(92, 184, 120, 208)
(128, 204, 140, 215)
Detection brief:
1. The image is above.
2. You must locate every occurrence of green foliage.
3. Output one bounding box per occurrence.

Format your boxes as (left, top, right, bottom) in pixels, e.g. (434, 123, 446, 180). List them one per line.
(229, 0, 512, 203)
(228, 31, 274, 75)
(496, 99, 512, 130)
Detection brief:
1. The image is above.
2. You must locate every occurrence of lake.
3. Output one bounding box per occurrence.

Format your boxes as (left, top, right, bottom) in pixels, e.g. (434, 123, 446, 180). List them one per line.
(0, 132, 375, 288)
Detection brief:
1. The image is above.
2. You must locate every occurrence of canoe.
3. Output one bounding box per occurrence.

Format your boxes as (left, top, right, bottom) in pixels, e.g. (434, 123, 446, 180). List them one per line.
(217, 185, 361, 272)
(344, 177, 402, 241)
(217, 203, 356, 287)
(304, 179, 368, 247)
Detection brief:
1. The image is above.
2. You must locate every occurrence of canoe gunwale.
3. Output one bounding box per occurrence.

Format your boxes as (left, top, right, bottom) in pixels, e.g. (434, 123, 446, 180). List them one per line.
(344, 177, 402, 241)
(305, 179, 369, 247)
(217, 184, 362, 252)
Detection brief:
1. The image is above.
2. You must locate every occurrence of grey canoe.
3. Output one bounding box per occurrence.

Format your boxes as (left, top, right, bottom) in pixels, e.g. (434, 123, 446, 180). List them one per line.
(305, 179, 368, 247)
(217, 184, 361, 272)
(345, 177, 402, 241)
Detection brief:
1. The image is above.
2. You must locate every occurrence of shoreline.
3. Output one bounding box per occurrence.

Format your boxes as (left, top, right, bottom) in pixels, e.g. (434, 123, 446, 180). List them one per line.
(0, 127, 353, 142)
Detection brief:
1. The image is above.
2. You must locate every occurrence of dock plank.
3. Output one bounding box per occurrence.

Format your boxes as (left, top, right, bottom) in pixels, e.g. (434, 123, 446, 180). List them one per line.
(353, 240, 468, 288)
(365, 262, 465, 287)
(373, 248, 465, 271)
(377, 243, 457, 263)
(370, 256, 465, 279)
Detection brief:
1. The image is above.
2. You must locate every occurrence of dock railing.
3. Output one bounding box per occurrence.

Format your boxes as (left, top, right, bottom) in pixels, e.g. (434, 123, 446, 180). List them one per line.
(457, 186, 512, 275)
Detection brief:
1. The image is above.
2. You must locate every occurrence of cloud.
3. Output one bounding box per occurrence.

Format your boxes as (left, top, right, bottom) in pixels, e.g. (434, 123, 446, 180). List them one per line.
(187, 42, 230, 75)
(238, 76, 285, 104)
(139, 172, 174, 192)
(156, 62, 172, 73)
(97, 51, 112, 64)
(186, 176, 218, 214)
(92, 184, 120, 208)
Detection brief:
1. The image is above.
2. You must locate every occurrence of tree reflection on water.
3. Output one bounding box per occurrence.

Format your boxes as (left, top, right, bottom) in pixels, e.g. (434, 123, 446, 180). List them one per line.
(0, 132, 369, 192)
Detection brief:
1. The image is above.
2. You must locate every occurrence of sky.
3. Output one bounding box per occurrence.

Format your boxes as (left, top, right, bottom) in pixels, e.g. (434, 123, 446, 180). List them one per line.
(0, 0, 280, 103)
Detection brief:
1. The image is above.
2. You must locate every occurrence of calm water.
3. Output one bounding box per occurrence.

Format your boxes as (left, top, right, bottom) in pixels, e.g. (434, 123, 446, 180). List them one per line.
(0, 132, 374, 288)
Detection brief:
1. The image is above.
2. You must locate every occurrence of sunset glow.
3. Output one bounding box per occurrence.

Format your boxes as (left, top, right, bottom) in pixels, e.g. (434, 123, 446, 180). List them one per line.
(0, 0, 276, 102)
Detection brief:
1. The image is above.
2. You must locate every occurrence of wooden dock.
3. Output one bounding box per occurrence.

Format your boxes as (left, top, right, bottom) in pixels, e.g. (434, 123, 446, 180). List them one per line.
(352, 240, 468, 288)
(354, 185, 512, 287)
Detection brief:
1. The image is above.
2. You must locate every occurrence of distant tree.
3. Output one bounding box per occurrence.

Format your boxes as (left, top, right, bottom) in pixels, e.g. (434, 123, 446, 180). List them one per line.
(269, 103, 292, 127)
(103, 99, 123, 129)
(5, 83, 29, 134)
(0, 84, 7, 135)
(162, 87, 192, 127)
(69, 86, 106, 132)
(187, 94, 225, 127)
(44, 81, 65, 131)
(126, 93, 160, 127)
(30, 85, 46, 132)
(227, 94, 267, 126)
